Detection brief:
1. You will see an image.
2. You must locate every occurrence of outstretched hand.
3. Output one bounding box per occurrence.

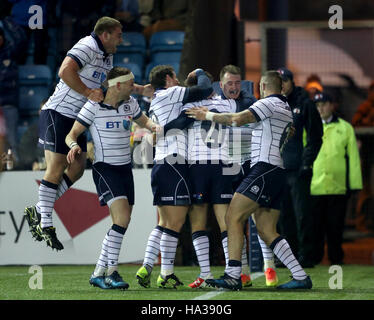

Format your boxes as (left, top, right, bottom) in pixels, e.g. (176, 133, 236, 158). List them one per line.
(185, 107, 208, 121)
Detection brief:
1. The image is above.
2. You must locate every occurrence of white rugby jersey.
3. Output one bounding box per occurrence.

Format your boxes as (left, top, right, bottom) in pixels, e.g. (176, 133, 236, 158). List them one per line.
(182, 97, 237, 162)
(149, 86, 187, 160)
(230, 124, 254, 164)
(77, 96, 142, 165)
(43, 33, 113, 119)
(248, 94, 293, 168)
(214, 96, 255, 164)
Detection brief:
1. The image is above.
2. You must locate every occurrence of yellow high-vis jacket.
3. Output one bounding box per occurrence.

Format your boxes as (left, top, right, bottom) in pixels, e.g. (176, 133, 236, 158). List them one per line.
(310, 115, 363, 195)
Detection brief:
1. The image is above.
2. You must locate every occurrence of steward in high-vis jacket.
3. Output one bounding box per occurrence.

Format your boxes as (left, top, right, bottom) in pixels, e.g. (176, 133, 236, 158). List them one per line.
(311, 92, 362, 265)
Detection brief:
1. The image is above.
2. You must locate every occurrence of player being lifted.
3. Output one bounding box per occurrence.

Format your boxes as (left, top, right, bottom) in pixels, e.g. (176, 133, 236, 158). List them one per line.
(24, 17, 152, 251)
(136, 65, 213, 289)
(65, 67, 160, 290)
(186, 70, 312, 290)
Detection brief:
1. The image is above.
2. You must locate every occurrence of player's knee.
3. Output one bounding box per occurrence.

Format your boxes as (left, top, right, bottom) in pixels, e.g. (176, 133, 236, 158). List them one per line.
(67, 163, 85, 182)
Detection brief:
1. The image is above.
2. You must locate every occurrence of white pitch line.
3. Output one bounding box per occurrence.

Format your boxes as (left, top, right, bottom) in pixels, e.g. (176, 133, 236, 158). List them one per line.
(193, 272, 264, 300)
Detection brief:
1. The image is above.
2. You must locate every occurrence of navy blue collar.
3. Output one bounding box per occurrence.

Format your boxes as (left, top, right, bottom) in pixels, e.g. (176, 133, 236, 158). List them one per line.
(99, 102, 116, 110)
(91, 32, 108, 57)
(267, 94, 287, 102)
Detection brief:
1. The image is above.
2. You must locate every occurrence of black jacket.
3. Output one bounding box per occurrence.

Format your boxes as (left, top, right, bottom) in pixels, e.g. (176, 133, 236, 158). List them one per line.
(282, 86, 323, 170)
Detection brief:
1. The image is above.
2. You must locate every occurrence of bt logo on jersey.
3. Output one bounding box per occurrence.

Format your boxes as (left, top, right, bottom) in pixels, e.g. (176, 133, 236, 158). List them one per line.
(106, 121, 122, 129)
(92, 71, 100, 79)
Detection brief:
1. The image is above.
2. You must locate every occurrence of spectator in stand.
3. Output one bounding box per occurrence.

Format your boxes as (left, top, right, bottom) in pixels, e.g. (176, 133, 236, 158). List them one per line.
(352, 81, 374, 127)
(143, 0, 188, 40)
(311, 92, 362, 265)
(8, 0, 49, 64)
(304, 74, 324, 100)
(115, 0, 144, 32)
(16, 100, 45, 170)
(58, 0, 116, 56)
(352, 80, 374, 232)
(138, 0, 155, 29)
(0, 26, 19, 163)
(276, 67, 323, 268)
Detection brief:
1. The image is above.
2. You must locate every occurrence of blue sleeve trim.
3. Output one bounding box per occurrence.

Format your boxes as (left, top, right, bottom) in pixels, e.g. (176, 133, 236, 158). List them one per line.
(248, 107, 261, 122)
(76, 117, 90, 128)
(67, 53, 83, 69)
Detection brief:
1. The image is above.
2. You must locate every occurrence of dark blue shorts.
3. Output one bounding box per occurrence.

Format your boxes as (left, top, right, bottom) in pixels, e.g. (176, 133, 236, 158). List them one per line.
(92, 162, 134, 207)
(236, 161, 286, 210)
(232, 159, 251, 191)
(38, 109, 87, 155)
(189, 162, 234, 204)
(151, 159, 191, 206)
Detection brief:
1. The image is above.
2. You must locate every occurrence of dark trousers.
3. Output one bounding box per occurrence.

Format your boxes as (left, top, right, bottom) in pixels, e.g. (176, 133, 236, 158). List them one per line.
(311, 194, 348, 265)
(278, 170, 314, 263)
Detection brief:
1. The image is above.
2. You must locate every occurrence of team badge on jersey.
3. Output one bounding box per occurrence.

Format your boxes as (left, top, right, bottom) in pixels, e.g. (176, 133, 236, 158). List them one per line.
(250, 185, 260, 194)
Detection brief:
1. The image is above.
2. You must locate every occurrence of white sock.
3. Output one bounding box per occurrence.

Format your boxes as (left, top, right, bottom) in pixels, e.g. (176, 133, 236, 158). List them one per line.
(39, 180, 58, 228)
(221, 231, 229, 267)
(143, 225, 164, 269)
(192, 231, 211, 277)
(225, 260, 242, 280)
(106, 225, 126, 276)
(160, 228, 180, 277)
(271, 237, 307, 280)
(257, 235, 275, 270)
(36, 174, 73, 214)
(94, 232, 110, 276)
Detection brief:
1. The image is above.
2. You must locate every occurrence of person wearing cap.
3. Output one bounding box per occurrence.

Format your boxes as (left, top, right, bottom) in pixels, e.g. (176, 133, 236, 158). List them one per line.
(311, 92, 362, 265)
(65, 66, 160, 289)
(276, 67, 323, 268)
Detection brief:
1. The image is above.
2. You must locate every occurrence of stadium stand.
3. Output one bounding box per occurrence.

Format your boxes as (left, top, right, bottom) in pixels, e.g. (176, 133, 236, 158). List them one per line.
(18, 65, 52, 117)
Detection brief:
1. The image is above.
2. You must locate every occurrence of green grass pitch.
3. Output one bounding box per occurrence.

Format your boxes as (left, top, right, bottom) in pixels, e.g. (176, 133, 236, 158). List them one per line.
(0, 264, 373, 300)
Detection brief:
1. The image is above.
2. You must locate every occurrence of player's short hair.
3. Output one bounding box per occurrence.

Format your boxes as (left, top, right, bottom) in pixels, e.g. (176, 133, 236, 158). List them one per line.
(149, 65, 175, 89)
(261, 70, 282, 92)
(94, 16, 122, 35)
(219, 65, 241, 80)
(107, 66, 131, 80)
(184, 71, 214, 87)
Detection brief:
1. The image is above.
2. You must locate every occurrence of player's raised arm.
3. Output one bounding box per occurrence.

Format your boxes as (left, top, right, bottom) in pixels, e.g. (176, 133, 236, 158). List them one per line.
(134, 113, 161, 133)
(59, 56, 104, 102)
(185, 107, 257, 127)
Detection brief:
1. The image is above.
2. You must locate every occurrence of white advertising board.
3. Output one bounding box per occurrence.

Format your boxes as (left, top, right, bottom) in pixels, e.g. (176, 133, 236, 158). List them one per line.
(0, 169, 156, 265)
